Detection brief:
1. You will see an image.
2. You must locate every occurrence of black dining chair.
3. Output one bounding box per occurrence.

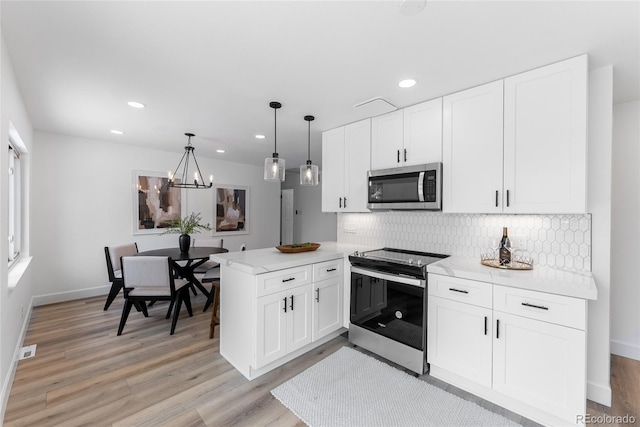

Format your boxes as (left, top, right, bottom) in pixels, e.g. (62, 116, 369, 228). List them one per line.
(208, 242, 245, 338)
(104, 243, 138, 310)
(117, 256, 194, 336)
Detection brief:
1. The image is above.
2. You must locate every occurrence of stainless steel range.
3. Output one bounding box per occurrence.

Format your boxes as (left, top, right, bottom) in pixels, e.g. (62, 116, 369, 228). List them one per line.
(348, 248, 448, 375)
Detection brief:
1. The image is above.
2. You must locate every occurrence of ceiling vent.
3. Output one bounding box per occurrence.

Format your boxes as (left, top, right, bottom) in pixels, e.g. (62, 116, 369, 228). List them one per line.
(353, 97, 397, 117)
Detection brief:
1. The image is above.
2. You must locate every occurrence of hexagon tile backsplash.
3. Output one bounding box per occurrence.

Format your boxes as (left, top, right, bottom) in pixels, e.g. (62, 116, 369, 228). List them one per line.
(337, 212, 592, 273)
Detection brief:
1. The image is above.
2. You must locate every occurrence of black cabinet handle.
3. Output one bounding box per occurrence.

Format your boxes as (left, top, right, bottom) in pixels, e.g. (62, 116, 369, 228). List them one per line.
(404, 148, 407, 162)
(339, 197, 342, 208)
(283, 297, 287, 313)
(507, 190, 510, 207)
(290, 295, 294, 311)
(282, 277, 295, 283)
(315, 288, 320, 302)
(344, 197, 347, 208)
(522, 302, 549, 311)
(484, 316, 488, 335)
(496, 319, 500, 339)
(327, 268, 337, 272)
(448, 288, 469, 294)
(397, 150, 400, 163)
(495, 190, 499, 207)
(357, 277, 363, 288)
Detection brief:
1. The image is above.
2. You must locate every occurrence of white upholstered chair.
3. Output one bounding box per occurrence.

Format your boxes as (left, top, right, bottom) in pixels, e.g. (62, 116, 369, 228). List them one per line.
(118, 256, 193, 335)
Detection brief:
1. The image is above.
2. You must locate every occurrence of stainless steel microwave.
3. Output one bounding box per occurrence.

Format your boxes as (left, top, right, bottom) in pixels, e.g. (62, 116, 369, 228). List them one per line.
(367, 163, 442, 210)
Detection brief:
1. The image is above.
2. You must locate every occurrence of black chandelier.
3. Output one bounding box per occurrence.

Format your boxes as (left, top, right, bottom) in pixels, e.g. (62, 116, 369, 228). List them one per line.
(168, 133, 213, 189)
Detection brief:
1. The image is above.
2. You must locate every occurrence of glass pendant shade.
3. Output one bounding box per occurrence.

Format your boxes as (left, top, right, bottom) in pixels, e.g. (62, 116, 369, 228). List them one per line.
(300, 115, 319, 186)
(300, 161, 319, 186)
(264, 154, 286, 182)
(264, 101, 285, 182)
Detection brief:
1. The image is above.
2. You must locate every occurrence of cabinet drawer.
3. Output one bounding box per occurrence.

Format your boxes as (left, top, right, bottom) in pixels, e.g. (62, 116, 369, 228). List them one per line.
(493, 285, 586, 330)
(313, 259, 343, 282)
(428, 274, 492, 308)
(256, 265, 313, 297)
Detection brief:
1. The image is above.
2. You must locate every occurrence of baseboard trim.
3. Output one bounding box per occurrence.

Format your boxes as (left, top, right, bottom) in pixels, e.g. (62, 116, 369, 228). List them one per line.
(587, 380, 612, 407)
(1, 297, 34, 423)
(32, 285, 109, 307)
(610, 339, 640, 361)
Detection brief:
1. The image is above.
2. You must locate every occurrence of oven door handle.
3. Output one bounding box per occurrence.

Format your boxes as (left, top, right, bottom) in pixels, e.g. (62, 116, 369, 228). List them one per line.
(350, 266, 425, 288)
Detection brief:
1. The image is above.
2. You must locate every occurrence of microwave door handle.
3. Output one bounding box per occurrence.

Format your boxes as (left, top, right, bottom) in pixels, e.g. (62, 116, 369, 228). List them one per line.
(418, 172, 425, 202)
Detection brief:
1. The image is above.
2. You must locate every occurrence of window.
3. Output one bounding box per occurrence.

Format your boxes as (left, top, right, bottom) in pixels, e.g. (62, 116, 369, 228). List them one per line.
(8, 142, 21, 265)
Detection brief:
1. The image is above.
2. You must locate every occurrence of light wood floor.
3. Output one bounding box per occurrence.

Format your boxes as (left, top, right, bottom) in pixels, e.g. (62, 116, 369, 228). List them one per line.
(4, 294, 639, 426)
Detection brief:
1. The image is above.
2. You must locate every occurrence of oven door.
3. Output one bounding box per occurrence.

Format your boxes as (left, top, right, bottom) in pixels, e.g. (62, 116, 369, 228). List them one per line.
(350, 266, 426, 351)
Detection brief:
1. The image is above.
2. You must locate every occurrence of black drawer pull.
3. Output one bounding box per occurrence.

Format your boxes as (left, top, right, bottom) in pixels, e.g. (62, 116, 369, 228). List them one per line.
(282, 277, 295, 283)
(326, 268, 337, 272)
(449, 288, 469, 294)
(522, 302, 549, 311)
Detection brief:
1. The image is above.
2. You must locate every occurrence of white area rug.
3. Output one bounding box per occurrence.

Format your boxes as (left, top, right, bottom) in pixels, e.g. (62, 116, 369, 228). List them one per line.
(272, 346, 521, 427)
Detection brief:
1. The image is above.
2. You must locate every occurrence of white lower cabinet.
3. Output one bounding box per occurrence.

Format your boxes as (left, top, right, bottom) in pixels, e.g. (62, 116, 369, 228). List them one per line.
(428, 296, 493, 387)
(428, 273, 588, 425)
(222, 259, 344, 380)
(256, 284, 313, 369)
(313, 276, 343, 341)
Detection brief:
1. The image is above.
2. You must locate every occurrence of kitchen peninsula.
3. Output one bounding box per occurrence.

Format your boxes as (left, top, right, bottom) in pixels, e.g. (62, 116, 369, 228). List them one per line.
(210, 242, 375, 380)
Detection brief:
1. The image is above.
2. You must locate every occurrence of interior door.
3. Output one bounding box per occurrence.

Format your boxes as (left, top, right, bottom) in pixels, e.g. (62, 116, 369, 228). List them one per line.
(280, 189, 294, 245)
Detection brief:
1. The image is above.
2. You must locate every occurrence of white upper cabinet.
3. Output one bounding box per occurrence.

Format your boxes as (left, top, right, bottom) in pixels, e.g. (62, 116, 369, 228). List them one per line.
(443, 80, 504, 213)
(443, 55, 588, 214)
(503, 54, 588, 214)
(321, 119, 371, 213)
(403, 98, 443, 166)
(371, 99, 443, 170)
(371, 110, 404, 170)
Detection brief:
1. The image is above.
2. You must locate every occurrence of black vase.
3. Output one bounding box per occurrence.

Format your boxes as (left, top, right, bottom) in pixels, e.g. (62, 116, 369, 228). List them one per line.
(179, 234, 191, 253)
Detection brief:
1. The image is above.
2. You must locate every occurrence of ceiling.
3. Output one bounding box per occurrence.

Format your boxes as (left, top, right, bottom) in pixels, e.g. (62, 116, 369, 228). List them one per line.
(2, 1, 639, 170)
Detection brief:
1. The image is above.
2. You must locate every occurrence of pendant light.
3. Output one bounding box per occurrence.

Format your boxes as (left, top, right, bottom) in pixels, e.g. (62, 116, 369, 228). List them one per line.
(264, 101, 285, 182)
(168, 133, 213, 189)
(300, 115, 318, 186)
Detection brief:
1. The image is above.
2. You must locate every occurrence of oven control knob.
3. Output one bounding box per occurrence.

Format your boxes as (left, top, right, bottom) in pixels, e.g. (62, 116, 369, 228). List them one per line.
(417, 260, 423, 266)
(408, 258, 414, 264)
(353, 251, 359, 256)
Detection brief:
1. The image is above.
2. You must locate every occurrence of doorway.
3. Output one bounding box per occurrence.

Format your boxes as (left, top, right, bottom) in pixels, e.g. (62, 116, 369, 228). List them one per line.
(281, 189, 294, 245)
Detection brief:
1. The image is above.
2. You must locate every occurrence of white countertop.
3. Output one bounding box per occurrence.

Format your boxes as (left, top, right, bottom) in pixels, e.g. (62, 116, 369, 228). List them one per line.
(427, 256, 597, 300)
(211, 241, 380, 275)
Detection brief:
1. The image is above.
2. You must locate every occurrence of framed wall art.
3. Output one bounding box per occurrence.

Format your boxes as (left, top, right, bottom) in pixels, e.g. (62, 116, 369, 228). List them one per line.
(133, 170, 186, 235)
(213, 185, 249, 236)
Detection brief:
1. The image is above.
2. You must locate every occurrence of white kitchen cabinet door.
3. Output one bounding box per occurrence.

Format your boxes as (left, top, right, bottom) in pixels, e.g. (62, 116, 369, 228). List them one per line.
(443, 80, 504, 213)
(321, 126, 346, 212)
(371, 110, 404, 170)
(503, 55, 588, 214)
(287, 284, 313, 353)
(403, 98, 443, 166)
(343, 119, 371, 212)
(428, 296, 493, 387)
(493, 312, 586, 421)
(256, 291, 287, 368)
(312, 276, 343, 342)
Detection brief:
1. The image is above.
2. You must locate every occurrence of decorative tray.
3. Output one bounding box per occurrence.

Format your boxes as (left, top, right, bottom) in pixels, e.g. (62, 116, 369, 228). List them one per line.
(480, 253, 533, 270)
(276, 243, 321, 253)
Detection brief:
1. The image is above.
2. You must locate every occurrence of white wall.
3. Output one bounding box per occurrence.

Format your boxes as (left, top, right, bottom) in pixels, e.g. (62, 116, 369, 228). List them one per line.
(611, 100, 640, 360)
(0, 34, 35, 420)
(282, 172, 337, 243)
(30, 131, 280, 305)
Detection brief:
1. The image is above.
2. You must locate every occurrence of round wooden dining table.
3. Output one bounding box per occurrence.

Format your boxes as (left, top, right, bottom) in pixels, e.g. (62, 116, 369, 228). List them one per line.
(136, 246, 228, 311)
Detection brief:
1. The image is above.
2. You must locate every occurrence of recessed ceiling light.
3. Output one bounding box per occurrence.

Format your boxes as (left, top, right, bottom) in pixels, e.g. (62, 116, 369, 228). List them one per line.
(110, 129, 124, 135)
(399, 79, 417, 88)
(255, 134, 265, 139)
(127, 101, 146, 109)
(216, 149, 225, 153)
